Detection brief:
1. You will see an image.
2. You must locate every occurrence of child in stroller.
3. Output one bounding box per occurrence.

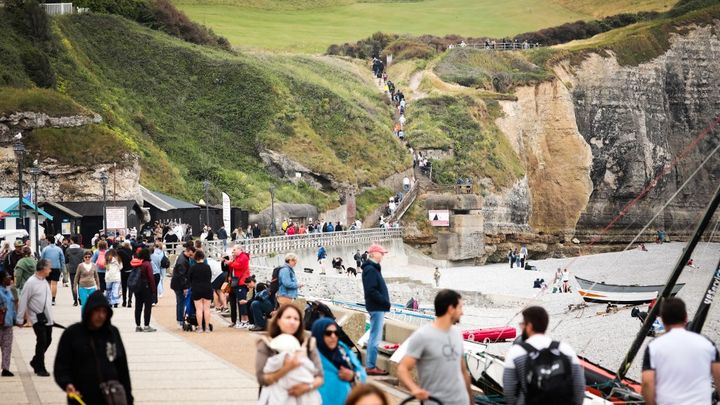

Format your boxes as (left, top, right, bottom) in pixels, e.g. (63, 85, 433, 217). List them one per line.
(182, 288, 213, 332)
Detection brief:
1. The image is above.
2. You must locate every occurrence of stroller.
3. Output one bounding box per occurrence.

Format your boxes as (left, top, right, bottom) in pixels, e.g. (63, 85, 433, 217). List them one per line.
(182, 288, 198, 331)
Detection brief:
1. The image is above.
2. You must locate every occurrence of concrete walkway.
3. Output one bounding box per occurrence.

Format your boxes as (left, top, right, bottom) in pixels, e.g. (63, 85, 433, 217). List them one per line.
(3, 281, 258, 404)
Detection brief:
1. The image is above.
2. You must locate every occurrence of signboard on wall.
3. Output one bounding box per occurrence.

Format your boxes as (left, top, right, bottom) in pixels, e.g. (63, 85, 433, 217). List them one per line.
(106, 207, 127, 230)
(429, 210, 450, 226)
(61, 222, 72, 235)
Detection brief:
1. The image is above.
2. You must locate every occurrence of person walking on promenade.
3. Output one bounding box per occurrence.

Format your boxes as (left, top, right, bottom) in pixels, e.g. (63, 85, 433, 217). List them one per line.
(13, 246, 36, 293)
(105, 249, 122, 308)
(65, 237, 84, 307)
(91, 240, 109, 291)
(171, 245, 194, 329)
(74, 251, 100, 311)
(40, 238, 64, 305)
(0, 271, 17, 376)
(188, 249, 213, 332)
(150, 242, 166, 304)
(132, 248, 156, 332)
(277, 253, 302, 306)
(4, 241, 24, 281)
(502, 306, 585, 405)
(311, 318, 366, 405)
(225, 245, 251, 328)
(361, 243, 391, 376)
(398, 289, 472, 404)
(54, 291, 133, 405)
(641, 297, 720, 405)
(317, 245, 327, 275)
(255, 304, 323, 403)
(117, 241, 134, 308)
(16, 259, 54, 376)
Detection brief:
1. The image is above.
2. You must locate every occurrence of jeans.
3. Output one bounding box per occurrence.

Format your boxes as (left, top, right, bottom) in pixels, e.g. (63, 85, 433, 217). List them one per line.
(250, 299, 274, 328)
(367, 311, 385, 369)
(31, 323, 52, 372)
(106, 281, 121, 305)
(174, 288, 185, 323)
(134, 288, 153, 327)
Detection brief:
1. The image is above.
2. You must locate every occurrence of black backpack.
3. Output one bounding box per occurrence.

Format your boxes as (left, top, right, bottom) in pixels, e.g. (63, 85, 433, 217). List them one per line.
(519, 341, 574, 405)
(127, 265, 145, 293)
(268, 266, 282, 300)
(160, 254, 170, 269)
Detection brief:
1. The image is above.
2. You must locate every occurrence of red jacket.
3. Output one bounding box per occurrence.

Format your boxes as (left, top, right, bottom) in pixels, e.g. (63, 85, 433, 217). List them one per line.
(228, 252, 250, 282)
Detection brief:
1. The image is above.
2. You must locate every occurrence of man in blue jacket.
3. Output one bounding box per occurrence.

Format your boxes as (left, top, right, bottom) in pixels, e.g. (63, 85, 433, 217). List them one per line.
(40, 238, 64, 306)
(361, 243, 391, 376)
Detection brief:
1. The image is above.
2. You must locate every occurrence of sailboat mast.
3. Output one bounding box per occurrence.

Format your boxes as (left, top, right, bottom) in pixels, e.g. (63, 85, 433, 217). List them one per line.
(688, 257, 720, 333)
(616, 182, 720, 381)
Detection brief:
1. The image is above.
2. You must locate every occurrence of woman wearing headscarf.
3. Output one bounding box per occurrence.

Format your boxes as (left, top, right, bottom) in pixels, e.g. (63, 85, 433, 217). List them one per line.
(310, 318, 366, 405)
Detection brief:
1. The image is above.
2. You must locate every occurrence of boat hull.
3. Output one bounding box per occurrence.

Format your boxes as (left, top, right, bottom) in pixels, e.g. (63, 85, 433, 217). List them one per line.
(579, 289, 659, 304)
(463, 326, 517, 343)
(575, 276, 685, 295)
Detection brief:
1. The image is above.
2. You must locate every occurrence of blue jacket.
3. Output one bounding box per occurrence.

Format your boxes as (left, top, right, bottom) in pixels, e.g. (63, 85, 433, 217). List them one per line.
(277, 264, 299, 299)
(41, 244, 65, 270)
(318, 341, 367, 405)
(317, 247, 327, 261)
(150, 249, 164, 275)
(0, 286, 16, 328)
(361, 260, 390, 312)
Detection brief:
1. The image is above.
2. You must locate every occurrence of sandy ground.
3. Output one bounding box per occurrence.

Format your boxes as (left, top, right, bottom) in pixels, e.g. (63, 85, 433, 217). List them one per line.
(381, 242, 720, 380)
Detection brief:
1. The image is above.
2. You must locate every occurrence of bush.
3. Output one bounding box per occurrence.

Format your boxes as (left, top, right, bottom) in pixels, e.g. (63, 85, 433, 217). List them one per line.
(21, 49, 55, 88)
(326, 32, 398, 59)
(383, 38, 436, 62)
(6, 0, 51, 43)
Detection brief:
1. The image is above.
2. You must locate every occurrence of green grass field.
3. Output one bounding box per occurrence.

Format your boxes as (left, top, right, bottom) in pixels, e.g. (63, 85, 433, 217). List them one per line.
(173, 0, 590, 52)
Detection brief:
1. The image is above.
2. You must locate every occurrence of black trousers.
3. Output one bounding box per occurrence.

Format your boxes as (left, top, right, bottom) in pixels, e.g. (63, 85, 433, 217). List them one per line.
(153, 273, 161, 304)
(229, 286, 249, 324)
(134, 289, 153, 327)
(121, 270, 132, 305)
(69, 273, 78, 303)
(98, 272, 106, 291)
(31, 323, 52, 372)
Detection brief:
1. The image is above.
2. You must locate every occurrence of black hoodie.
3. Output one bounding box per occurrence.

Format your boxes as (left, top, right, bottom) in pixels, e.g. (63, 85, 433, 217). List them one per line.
(54, 291, 133, 405)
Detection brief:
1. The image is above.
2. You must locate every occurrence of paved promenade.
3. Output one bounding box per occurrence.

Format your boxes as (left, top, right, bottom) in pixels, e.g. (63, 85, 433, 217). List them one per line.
(3, 281, 258, 405)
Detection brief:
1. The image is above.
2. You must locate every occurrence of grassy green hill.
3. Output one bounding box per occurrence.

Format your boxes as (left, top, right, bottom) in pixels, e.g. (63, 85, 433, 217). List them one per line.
(172, 0, 589, 52)
(0, 9, 408, 211)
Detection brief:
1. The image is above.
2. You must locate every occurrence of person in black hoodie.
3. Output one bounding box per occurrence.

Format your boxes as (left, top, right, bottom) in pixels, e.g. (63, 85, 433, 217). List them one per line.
(361, 243, 391, 376)
(54, 290, 133, 405)
(117, 241, 134, 308)
(64, 236, 85, 307)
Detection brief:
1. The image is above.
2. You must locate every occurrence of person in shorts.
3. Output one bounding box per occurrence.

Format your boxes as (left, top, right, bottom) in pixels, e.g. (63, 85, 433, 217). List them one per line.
(40, 239, 65, 306)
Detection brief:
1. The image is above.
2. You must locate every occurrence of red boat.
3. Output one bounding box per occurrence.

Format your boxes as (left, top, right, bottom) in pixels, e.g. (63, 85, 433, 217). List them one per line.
(580, 356, 642, 403)
(463, 326, 517, 343)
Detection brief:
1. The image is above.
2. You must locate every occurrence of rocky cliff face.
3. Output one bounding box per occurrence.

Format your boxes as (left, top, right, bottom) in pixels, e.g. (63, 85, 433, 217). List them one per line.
(0, 111, 141, 203)
(565, 23, 720, 240)
(494, 22, 720, 247)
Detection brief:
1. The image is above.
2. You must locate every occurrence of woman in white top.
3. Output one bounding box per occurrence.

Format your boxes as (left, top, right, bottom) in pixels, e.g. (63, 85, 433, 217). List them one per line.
(105, 250, 122, 308)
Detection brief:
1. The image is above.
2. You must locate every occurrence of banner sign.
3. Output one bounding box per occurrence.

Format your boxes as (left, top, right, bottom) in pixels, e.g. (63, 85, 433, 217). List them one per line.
(106, 207, 127, 230)
(222, 192, 231, 230)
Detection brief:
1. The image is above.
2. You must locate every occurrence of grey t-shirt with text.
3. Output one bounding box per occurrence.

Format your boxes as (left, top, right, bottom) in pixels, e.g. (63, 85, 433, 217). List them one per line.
(405, 324, 469, 405)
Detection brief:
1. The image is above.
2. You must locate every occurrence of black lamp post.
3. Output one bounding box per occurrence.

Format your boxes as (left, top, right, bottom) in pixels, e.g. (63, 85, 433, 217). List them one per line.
(203, 179, 210, 229)
(13, 137, 26, 232)
(269, 185, 276, 236)
(100, 171, 108, 235)
(29, 164, 41, 255)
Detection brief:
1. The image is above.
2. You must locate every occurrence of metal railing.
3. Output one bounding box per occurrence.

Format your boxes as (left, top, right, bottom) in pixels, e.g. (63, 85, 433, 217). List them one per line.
(388, 183, 418, 223)
(236, 228, 403, 256)
(161, 228, 403, 260)
(41, 3, 74, 15)
(448, 42, 541, 51)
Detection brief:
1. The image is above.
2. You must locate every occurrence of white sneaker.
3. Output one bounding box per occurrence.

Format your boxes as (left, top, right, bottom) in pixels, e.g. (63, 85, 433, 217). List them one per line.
(246, 324, 255, 329)
(234, 323, 244, 329)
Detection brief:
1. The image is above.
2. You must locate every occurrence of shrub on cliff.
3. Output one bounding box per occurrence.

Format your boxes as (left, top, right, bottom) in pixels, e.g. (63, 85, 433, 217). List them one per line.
(326, 32, 398, 59)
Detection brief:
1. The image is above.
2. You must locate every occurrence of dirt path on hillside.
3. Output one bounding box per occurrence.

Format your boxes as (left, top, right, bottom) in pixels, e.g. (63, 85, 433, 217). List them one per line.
(408, 70, 428, 100)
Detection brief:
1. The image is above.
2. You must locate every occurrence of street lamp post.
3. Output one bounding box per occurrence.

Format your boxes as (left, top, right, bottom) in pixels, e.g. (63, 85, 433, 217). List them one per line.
(269, 185, 276, 236)
(13, 138, 26, 232)
(29, 164, 41, 256)
(203, 179, 210, 230)
(99, 171, 109, 235)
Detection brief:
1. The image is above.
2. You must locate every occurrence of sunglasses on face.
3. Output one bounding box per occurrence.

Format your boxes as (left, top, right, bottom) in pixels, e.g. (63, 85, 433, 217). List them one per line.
(324, 330, 338, 337)
(84, 256, 92, 258)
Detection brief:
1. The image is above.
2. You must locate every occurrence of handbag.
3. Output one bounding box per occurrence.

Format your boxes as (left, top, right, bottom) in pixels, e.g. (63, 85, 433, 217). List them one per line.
(221, 282, 231, 295)
(90, 337, 128, 405)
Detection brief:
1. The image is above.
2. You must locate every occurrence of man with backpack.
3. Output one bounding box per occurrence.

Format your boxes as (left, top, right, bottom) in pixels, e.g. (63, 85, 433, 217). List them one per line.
(502, 306, 585, 405)
(398, 289, 472, 404)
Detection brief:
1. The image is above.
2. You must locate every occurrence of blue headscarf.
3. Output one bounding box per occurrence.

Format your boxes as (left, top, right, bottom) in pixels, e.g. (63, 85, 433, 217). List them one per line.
(311, 318, 352, 370)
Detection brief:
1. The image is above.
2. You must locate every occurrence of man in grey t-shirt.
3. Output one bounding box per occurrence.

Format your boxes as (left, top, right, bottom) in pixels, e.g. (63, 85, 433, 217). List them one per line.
(398, 289, 472, 405)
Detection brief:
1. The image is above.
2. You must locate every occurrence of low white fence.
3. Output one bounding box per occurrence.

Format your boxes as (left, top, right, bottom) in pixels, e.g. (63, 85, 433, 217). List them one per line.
(41, 3, 74, 15)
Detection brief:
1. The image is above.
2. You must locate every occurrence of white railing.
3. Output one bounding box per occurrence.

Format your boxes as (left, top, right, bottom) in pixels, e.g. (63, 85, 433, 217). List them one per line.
(41, 3, 74, 15)
(236, 228, 403, 256)
(161, 228, 403, 260)
(448, 41, 541, 51)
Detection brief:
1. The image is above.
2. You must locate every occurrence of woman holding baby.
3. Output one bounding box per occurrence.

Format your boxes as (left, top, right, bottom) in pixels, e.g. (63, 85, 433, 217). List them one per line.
(255, 303, 324, 404)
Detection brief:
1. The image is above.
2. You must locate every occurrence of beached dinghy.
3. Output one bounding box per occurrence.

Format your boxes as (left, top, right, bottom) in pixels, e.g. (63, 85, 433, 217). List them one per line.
(575, 276, 685, 295)
(578, 288, 659, 304)
(463, 326, 517, 343)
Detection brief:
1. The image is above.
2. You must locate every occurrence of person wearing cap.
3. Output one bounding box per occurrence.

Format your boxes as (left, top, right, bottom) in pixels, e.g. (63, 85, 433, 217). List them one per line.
(3, 241, 24, 282)
(13, 247, 36, 293)
(361, 243, 391, 376)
